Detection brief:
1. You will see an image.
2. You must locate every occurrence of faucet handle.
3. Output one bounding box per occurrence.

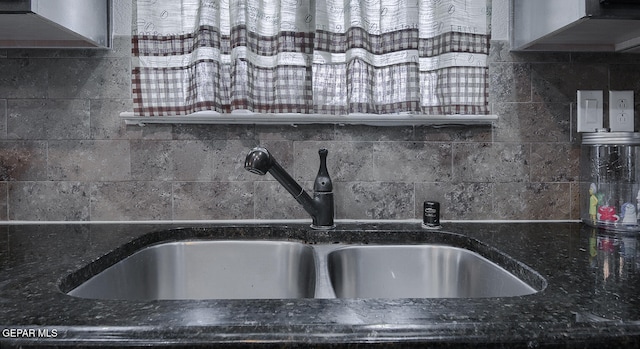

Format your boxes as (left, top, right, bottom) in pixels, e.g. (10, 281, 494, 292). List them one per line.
(314, 149, 332, 192)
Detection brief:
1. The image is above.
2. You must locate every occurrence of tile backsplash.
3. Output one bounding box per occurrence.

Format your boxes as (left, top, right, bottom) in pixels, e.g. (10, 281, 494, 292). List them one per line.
(1, 36, 638, 222)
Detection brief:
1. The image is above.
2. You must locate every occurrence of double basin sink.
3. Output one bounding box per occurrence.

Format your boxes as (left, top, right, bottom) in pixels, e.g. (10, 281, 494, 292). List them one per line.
(65, 235, 544, 300)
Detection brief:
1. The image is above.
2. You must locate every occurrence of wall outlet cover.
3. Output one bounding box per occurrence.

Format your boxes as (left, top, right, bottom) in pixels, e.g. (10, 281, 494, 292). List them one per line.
(609, 90, 634, 132)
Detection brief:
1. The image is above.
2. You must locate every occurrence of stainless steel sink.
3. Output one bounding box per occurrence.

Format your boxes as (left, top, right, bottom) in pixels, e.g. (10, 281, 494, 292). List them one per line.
(327, 245, 538, 298)
(67, 240, 316, 300)
(66, 236, 542, 300)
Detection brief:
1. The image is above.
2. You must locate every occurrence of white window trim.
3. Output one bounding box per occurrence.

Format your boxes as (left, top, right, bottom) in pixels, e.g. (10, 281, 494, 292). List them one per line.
(121, 111, 497, 127)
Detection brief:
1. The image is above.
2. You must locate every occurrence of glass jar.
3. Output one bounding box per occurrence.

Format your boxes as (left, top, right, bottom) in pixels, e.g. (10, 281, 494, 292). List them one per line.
(581, 131, 640, 232)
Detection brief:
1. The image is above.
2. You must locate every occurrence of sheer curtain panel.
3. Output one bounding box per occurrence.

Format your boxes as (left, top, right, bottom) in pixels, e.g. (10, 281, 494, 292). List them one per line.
(132, 0, 490, 117)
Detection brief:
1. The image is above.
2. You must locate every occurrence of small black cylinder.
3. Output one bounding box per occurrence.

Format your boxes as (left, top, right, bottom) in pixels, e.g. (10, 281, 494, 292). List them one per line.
(422, 201, 441, 229)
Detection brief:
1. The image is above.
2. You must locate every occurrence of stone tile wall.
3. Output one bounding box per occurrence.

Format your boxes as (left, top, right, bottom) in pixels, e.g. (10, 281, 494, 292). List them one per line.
(0, 36, 637, 222)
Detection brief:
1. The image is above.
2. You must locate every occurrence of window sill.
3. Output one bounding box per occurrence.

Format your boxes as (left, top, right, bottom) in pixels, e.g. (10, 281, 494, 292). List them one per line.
(121, 112, 497, 127)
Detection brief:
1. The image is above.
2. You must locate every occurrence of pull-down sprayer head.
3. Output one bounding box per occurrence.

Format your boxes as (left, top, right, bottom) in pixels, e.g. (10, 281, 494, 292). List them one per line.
(244, 147, 273, 175)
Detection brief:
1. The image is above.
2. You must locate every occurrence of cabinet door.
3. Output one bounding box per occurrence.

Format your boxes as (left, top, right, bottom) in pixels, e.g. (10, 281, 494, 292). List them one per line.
(511, 0, 586, 51)
(511, 0, 640, 52)
(0, 0, 110, 48)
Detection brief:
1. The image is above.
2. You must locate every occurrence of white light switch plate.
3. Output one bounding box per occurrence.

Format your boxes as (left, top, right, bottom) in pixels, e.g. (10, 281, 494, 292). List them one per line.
(577, 90, 603, 133)
(609, 90, 634, 132)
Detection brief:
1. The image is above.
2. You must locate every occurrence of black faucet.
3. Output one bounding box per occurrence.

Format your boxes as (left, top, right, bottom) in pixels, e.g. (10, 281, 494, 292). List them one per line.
(244, 147, 335, 230)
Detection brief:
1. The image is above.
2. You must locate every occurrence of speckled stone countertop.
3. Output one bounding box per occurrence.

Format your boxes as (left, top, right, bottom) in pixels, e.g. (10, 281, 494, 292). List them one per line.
(0, 222, 639, 348)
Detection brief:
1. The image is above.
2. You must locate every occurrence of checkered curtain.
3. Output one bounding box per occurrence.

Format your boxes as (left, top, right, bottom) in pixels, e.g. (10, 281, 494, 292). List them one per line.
(132, 0, 490, 117)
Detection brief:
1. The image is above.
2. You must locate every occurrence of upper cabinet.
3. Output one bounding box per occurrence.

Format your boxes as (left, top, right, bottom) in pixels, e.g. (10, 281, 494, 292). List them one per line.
(511, 0, 640, 53)
(0, 0, 111, 49)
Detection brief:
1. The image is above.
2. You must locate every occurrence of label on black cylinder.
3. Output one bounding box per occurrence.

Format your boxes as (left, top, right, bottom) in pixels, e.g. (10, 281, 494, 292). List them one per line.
(423, 201, 441, 229)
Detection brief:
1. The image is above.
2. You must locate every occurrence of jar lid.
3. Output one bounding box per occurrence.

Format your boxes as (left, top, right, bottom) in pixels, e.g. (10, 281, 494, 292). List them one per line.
(581, 132, 640, 145)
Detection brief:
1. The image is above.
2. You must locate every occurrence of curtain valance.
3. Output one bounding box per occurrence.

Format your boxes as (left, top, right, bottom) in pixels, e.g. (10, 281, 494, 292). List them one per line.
(132, 0, 491, 117)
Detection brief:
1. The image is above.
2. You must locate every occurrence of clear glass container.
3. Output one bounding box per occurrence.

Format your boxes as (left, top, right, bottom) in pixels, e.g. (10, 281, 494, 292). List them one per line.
(581, 132, 640, 232)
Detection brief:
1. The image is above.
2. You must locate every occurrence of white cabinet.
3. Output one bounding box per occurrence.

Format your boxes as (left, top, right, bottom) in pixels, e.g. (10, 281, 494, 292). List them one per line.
(511, 0, 640, 53)
(0, 0, 111, 49)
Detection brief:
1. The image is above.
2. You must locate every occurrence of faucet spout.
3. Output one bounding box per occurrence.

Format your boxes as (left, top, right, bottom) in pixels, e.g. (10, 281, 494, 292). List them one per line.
(244, 147, 335, 230)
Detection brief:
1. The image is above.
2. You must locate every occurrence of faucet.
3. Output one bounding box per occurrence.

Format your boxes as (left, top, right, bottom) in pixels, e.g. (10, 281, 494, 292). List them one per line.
(244, 147, 335, 230)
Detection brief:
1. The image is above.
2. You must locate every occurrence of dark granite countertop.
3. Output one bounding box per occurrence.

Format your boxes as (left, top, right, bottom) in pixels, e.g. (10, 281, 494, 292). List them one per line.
(0, 222, 639, 348)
